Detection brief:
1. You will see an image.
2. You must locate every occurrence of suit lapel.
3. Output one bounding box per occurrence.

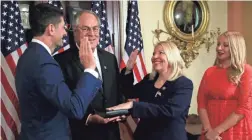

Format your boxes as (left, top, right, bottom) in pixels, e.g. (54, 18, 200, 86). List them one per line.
(97, 48, 108, 83)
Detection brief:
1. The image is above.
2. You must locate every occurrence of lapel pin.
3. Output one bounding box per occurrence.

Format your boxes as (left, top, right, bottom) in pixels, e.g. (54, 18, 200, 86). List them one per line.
(162, 87, 166, 90)
(155, 91, 162, 97)
(104, 66, 107, 69)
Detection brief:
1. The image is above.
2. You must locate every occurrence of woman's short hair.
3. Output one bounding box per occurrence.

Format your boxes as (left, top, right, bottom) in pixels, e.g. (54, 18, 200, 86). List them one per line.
(149, 41, 185, 81)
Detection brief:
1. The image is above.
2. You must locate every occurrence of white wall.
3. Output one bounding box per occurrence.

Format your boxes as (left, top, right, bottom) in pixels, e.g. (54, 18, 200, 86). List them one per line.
(120, 1, 227, 114)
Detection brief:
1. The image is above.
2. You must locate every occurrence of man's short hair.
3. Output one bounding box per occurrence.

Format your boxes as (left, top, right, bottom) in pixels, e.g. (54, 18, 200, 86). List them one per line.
(73, 10, 101, 26)
(29, 3, 63, 36)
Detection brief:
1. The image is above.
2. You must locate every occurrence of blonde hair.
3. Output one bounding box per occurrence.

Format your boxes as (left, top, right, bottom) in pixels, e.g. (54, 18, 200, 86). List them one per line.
(216, 31, 247, 84)
(149, 41, 185, 81)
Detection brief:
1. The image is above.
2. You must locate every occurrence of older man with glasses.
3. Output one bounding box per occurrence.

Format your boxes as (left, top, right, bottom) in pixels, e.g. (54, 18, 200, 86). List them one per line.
(54, 10, 124, 140)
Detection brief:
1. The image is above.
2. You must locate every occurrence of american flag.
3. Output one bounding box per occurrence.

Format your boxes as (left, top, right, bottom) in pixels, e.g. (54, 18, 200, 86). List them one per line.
(91, 1, 114, 54)
(1, 1, 27, 140)
(120, 1, 147, 84)
(48, 0, 70, 56)
(119, 1, 147, 140)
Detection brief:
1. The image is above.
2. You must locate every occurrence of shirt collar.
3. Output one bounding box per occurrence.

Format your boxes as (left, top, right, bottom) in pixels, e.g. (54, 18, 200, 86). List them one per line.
(32, 39, 52, 55)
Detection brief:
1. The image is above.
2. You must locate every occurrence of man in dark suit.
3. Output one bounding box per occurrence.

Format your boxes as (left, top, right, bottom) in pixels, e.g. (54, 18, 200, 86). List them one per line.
(54, 10, 123, 140)
(15, 4, 102, 140)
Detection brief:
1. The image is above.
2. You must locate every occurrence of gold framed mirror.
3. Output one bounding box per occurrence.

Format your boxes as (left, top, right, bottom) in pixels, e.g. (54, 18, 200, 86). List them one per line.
(163, 1, 210, 42)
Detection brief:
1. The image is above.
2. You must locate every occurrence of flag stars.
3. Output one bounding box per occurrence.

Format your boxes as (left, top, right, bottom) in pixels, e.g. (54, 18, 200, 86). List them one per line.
(10, 7, 14, 11)
(95, 10, 99, 14)
(3, 4, 8, 8)
(2, 12, 7, 16)
(2, 20, 6, 24)
(1, 28, 6, 32)
(20, 29, 24, 34)
(15, 33, 18, 37)
(7, 38, 12, 42)
(9, 22, 13, 27)
(8, 30, 13, 35)
(15, 3, 18, 8)
(10, 15, 14, 19)
(101, 17, 105, 21)
(7, 46, 11, 50)
(20, 37, 23, 41)
(1, 36, 5, 40)
(15, 41, 18, 46)
(106, 33, 109, 37)
(15, 11, 19, 16)
(103, 10, 106, 13)
(133, 38, 136, 42)
(96, 3, 99, 7)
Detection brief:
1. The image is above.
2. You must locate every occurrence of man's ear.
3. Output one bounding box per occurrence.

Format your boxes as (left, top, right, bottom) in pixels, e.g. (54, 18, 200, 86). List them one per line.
(47, 24, 55, 36)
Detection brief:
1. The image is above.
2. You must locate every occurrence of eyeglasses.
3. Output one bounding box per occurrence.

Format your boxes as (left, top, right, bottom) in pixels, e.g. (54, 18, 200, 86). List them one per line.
(77, 26, 100, 34)
(63, 24, 100, 34)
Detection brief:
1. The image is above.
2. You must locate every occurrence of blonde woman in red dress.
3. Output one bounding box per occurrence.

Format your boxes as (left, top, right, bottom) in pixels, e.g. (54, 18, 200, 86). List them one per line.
(197, 31, 252, 140)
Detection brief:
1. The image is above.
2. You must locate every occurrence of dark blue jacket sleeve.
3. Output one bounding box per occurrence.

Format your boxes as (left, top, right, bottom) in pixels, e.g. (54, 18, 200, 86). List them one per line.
(37, 63, 102, 120)
(120, 68, 148, 99)
(130, 77, 193, 119)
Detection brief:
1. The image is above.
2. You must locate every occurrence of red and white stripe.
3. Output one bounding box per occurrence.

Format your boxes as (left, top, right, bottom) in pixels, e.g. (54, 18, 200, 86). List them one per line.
(1, 43, 27, 140)
(52, 44, 70, 56)
(104, 45, 114, 54)
(120, 50, 147, 84)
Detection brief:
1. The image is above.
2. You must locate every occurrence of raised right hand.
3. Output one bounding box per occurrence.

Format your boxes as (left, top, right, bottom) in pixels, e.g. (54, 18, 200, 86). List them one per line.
(126, 49, 138, 70)
(79, 37, 96, 70)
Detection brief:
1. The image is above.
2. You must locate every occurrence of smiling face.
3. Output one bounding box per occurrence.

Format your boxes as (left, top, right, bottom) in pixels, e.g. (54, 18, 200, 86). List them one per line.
(216, 35, 231, 63)
(74, 12, 100, 50)
(151, 44, 169, 73)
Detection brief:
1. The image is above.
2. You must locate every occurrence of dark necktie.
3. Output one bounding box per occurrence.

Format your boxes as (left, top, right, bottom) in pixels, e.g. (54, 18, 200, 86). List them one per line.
(95, 67, 102, 81)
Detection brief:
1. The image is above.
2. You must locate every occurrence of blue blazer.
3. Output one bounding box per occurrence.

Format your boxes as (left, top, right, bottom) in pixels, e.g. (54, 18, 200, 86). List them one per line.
(15, 42, 102, 140)
(121, 69, 193, 140)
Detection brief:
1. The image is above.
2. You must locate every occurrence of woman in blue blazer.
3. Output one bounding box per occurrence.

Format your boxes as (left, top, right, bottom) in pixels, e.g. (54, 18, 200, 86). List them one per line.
(108, 41, 193, 140)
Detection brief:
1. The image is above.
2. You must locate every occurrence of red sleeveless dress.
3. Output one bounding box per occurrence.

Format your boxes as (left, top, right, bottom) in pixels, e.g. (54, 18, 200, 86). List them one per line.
(197, 64, 252, 140)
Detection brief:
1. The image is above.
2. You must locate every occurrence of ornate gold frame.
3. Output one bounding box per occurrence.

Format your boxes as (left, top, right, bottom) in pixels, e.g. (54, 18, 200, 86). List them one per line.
(153, 1, 220, 68)
(163, 1, 210, 42)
